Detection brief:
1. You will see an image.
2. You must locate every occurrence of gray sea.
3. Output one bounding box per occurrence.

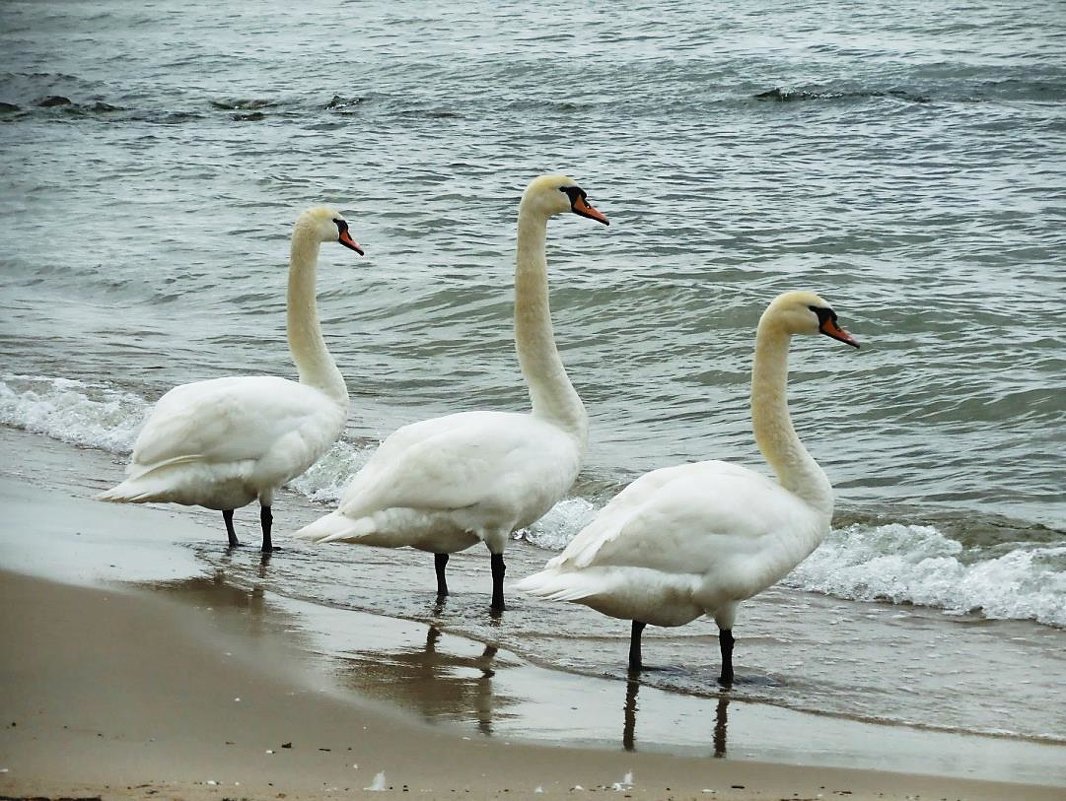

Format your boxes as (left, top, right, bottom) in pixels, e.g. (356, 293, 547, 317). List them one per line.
(1, 0, 1064, 767)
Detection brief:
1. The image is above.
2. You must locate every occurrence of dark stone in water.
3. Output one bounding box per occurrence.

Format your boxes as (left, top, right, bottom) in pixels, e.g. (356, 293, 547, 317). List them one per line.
(37, 95, 72, 107)
(326, 94, 364, 110)
(754, 88, 789, 101)
(234, 111, 266, 121)
(210, 98, 274, 110)
(755, 87, 823, 102)
(885, 88, 931, 103)
(0, 102, 20, 113)
(157, 110, 202, 124)
(755, 86, 931, 103)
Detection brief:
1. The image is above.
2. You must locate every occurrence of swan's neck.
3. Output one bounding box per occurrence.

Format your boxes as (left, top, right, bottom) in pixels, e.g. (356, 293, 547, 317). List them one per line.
(750, 325, 833, 518)
(513, 202, 587, 445)
(287, 226, 348, 406)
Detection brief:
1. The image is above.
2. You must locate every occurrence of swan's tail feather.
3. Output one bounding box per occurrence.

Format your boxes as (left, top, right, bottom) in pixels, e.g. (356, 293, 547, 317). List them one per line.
(97, 490, 131, 503)
(96, 481, 161, 504)
(515, 569, 601, 603)
(97, 454, 214, 504)
(294, 512, 377, 544)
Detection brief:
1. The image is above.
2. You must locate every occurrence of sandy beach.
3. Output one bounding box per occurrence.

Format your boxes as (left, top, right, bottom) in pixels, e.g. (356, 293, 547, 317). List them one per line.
(0, 427, 1062, 801)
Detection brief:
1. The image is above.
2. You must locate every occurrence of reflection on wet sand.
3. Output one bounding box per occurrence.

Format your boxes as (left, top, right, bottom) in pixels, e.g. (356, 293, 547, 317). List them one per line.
(141, 570, 267, 615)
(141, 562, 734, 755)
(624, 676, 730, 757)
(135, 550, 303, 642)
(713, 694, 728, 758)
(338, 624, 511, 735)
(623, 678, 638, 752)
(137, 555, 514, 737)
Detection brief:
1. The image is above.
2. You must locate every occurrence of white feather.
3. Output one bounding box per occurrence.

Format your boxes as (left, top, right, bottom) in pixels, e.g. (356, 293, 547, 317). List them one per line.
(517, 290, 859, 647)
(297, 175, 610, 605)
(98, 206, 360, 548)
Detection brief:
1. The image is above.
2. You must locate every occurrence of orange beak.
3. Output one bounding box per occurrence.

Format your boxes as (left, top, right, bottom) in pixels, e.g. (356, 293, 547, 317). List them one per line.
(820, 317, 860, 348)
(338, 228, 364, 255)
(572, 195, 609, 225)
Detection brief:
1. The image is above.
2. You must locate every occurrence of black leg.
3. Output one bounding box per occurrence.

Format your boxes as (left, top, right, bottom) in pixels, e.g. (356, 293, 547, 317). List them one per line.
(489, 553, 506, 611)
(629, 620, 646, 672)
(260, 505, 274, 552)
(435, 553, 449, 597)
(718, 629, 735, 686)
(223, 510, 238, 548)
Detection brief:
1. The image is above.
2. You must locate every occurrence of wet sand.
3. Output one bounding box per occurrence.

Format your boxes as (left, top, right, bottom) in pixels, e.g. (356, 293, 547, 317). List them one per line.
(0, 426, 1062, 800)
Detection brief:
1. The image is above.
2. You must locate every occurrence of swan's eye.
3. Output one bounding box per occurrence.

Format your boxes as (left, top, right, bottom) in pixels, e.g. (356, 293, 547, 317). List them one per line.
(808, 305, 836, 324)
(334, 219, 348, 233)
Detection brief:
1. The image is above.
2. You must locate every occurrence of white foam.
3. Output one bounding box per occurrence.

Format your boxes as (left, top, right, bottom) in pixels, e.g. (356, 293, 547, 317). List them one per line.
(519, 496, 1064, 628)
(520, 497, 599, 551)
(787, 523, 1066, 628)
(0, 373, 146, 453)
(287, 439, 376, 503)
(0, 372, 375, 505)
(4, 374, 1062, 628)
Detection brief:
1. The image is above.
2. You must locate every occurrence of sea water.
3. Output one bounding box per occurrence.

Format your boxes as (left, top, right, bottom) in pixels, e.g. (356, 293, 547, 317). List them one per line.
(2, 0, 1064, 751)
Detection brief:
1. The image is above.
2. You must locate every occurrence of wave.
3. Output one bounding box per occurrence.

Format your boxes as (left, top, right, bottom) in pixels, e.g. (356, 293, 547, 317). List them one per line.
(0, 96, 125, 119)
(208, 98, 277, 111)
(522, 497, 599, 550)
(754, 86, 931, 104)
(0, 80, 463, 125)
(287, 440, 375, 504)
(0, 374, 146, 453)
(0, 373, 374, 503)
(786, 523, 1066, 628)
(753, 77, 1066, 105)
(4, 374, 1062, 628)
(521, 511, 1065, 630)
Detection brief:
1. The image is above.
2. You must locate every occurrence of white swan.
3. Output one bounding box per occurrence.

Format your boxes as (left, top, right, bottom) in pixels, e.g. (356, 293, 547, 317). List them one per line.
(98, 206, 363, 551)
(296, 174, 609, 610)
(516, 291, 859, 682)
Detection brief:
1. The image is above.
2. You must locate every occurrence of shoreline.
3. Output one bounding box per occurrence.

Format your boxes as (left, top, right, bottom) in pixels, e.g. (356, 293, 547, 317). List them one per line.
(0, 426, 1063, 800)
(4, 569, 1062, 801)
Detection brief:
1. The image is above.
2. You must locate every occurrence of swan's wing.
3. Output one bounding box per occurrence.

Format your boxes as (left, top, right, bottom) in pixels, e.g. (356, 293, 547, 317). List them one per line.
(337, 411, 580, 519)
(553, 460, 807, 575)
(131, 376, 340, 470)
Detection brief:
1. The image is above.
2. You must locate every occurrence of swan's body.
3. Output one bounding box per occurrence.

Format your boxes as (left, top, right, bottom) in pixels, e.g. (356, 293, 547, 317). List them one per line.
(297, 174, 609, 609)
(516, 291, 859, 682)
(98, 206, 363, 551)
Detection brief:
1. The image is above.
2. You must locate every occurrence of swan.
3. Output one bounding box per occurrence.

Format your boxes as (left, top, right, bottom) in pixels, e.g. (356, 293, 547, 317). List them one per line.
(296, 174, 609, 610)
(516, 291, 859, 683)
(98, 206, 364, 551)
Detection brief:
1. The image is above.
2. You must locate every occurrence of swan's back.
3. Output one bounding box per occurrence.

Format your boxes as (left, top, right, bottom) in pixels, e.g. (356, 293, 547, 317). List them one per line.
(337, 409, 582, 529)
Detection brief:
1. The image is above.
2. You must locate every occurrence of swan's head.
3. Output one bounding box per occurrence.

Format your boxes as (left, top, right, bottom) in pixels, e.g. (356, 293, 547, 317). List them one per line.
(764, 291, 859, 348)
(295, 206, 364, 254)
(521, 174, 609, 225)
